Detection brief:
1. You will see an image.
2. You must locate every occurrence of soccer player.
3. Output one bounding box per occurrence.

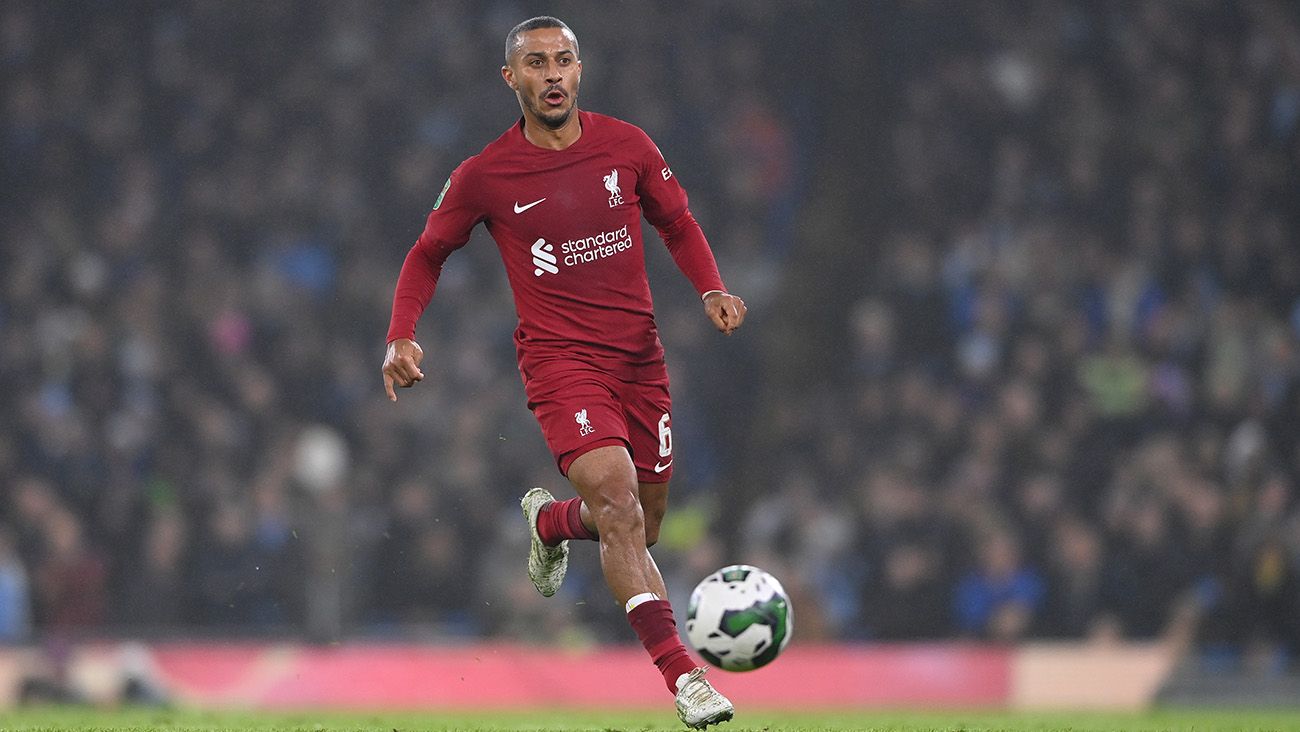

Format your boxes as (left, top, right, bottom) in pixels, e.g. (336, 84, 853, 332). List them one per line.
(381, 16, 745, 729)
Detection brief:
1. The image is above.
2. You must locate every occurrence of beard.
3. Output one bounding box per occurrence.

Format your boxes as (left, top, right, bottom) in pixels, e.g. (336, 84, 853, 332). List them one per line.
(523, 90, 578, 129)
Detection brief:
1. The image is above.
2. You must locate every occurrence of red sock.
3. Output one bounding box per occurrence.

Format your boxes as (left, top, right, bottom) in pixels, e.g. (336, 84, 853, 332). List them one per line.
(537, 497, 597, 546)
(628, 599, 698, 694)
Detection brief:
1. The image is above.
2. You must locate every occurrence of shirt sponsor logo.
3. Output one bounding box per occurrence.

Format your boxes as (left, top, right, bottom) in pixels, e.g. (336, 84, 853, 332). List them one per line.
(531, 238, 559, 276)
(661, 166, 673, 181)
(603, 169, 623, 207)
(531, 225, 634, 277)
(561, 224, 632, 266)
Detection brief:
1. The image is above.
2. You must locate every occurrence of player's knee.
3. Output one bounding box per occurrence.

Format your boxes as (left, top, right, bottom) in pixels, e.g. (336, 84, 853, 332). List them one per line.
(586, 485, 643, 535)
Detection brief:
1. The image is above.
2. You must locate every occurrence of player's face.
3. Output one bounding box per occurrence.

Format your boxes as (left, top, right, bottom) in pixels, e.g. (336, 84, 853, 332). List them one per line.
(502, 28, 581, 130)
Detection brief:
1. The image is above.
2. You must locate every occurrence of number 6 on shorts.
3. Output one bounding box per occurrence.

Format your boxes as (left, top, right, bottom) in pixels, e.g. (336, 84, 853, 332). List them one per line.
(658, 413, 672, 458)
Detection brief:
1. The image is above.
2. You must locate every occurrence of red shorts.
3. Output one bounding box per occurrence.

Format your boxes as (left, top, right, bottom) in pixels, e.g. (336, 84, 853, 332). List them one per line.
(524, 366, 674, 483)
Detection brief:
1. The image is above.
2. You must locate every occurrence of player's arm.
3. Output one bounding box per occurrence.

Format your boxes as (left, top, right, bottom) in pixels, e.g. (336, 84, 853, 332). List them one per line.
(655, 211, 746, 335)
(635, 132, 747, 335)
(383, 164, 481, 401)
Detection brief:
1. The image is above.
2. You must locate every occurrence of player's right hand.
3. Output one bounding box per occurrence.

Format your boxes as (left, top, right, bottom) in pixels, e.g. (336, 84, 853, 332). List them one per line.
(382, 338, 425, 402)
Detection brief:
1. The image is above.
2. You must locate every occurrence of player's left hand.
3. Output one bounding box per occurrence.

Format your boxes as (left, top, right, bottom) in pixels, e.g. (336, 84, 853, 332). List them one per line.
(703, 291, 746, 335)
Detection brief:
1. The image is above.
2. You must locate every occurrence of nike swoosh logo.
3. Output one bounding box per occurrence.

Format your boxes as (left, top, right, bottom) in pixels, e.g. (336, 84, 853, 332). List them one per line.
(514, 198, 546, 214)
(654, 460, 673, 473)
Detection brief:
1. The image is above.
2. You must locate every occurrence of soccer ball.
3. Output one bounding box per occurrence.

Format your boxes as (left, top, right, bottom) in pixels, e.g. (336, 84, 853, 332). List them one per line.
(685, 564, 792, 671)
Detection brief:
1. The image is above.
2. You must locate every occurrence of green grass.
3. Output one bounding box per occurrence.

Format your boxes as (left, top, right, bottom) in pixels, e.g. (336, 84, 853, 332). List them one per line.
(4, 707, 1300, 732)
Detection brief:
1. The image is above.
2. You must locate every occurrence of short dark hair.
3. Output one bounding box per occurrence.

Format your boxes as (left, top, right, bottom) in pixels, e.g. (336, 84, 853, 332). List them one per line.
(504, 16, 578, 63)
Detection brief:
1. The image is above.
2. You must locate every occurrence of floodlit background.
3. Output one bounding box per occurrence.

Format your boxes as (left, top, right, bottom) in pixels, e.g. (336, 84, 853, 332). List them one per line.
(1, 0, 1299, 710)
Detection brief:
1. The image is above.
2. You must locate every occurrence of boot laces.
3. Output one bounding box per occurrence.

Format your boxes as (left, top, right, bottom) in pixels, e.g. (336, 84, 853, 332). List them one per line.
(681, 667, 716, 705)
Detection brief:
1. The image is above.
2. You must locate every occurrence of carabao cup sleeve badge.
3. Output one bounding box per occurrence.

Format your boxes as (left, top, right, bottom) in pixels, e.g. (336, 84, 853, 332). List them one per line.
(432, 177, 451, 210)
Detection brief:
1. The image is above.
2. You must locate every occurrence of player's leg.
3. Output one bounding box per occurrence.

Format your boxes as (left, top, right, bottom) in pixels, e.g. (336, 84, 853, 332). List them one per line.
(565, 445, 664, 602)
(520, 374, 621, 596)
(521, 370, 731, 724)
(527, 480, 665, 600)
(529, 489, 597, 546)
(569, 442, 733, 728)
(621, 476, 733, 727)
(537, 487, 648, 543)
(634, 482, 669, 604)
(639, 481, 667, 547)
(618, 384, 733, 728)
(567, 445, 695, 691)
(528, 375, 674, 552)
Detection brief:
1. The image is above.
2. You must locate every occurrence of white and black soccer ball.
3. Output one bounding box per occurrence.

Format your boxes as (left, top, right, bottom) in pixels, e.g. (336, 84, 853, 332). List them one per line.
(686, 564, 792, 671)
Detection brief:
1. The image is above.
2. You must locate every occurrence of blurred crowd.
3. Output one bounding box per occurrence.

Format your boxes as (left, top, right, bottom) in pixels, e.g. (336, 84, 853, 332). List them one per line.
(2, 0, 1299, 671)
(746, 0, 1300, 666)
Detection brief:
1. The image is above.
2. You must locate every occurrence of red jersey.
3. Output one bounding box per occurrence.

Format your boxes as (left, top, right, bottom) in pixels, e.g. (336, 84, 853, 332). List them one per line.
(387, 110, 726, 382)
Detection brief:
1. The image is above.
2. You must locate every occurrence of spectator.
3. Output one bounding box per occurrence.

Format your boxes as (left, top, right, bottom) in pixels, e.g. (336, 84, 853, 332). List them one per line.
(1038, 516, 1110, 640)
(954, 526, 1046, 641)
(862, 542, 950, 640)
(32, 511, 107, 631)
(0, 526, 32, 642)
(115, 508, 190, 630)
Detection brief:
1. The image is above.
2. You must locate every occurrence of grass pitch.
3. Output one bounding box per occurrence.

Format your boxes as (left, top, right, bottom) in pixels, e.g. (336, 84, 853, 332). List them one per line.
(3, 707, 1300, 732)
